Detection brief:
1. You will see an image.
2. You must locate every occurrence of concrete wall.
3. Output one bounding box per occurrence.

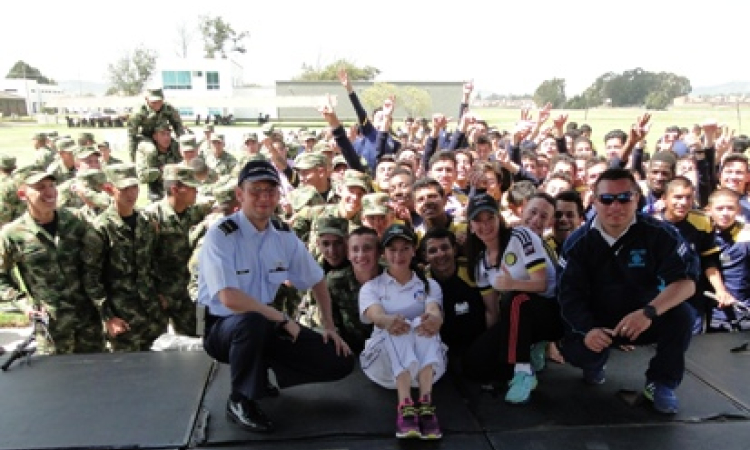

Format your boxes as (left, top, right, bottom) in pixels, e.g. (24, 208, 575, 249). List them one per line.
(275, 81, 464, 121)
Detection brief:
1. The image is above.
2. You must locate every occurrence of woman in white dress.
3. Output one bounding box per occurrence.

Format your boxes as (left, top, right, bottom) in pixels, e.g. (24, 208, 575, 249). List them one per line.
(359, 224, 446, 440)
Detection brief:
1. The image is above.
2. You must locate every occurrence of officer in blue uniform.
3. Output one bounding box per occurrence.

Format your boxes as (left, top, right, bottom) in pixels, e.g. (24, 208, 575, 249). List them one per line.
(197, 159, 354, 433)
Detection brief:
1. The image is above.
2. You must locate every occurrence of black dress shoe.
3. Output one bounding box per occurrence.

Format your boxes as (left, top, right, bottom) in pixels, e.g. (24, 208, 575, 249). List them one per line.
(226, 398, 274, 433)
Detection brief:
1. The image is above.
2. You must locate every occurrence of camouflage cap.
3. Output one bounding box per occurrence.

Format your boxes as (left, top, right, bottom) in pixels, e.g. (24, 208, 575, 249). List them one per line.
(261, 123, 276, 136)
(32, 132, 47, 140)
(56, 138, 76, 152)
(146, 87, 164, 101)
(210, 133, 225, 143)
(315, 216, 349, 238)
(78, 132, 95, 143)
(0, 154, 16, 170)
(289, 185, 324, 212)
(76, 168, 107, 189)
(162, 164, 201, 188)
(313, 141, 333, 153)
(46, 130, 59, 138)
(362, 193, 391, 216)
(243, 132, 259, 142)
(294, 152, 327, 170)
(179, 135, 198, 151)
(153, 120, 172, 132)
(105, 163, 139, 189)
(342, 169, 370, 191)
(74, 146, 101, 159)
(23, 171, 56, 185)
(212, 183, 237, 205)
(332, 155, 348, 168)
(97, 140, 110, 149)
(11, 164, 41, 183)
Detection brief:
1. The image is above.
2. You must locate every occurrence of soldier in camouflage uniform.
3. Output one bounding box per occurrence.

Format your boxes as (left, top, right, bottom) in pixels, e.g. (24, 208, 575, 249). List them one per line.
(45, 138, 78, 183)
(127, 87, 185, 162)
(187, 184, 238, 301)
(81, 164, 163, 351)
(195, 124, 214, 153)
(292, 169, 370, 258)
(135, 121, 183, 202)
(57, 146, 110, 210)
(0, 171, 104, 354)
(0, 164, 43, 228)
(33, 132, 56, 170)
(0, 154, 16, 182)
(361, 192, 396, 238)
(204, 134, 238, 177)
(189, 157, 220, 198)
(294, 152, 337, 204)
(76, 169, 110, 221)
(145, 164, 213, 336)
(97, 141, 124, 168)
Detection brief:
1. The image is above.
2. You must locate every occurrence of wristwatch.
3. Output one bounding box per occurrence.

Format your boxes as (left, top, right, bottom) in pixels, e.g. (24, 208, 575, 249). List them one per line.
(642, 305, 658, 320)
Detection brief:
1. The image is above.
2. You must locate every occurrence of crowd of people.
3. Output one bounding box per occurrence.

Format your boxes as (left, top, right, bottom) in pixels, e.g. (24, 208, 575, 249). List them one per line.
(1, 71, 749, 440)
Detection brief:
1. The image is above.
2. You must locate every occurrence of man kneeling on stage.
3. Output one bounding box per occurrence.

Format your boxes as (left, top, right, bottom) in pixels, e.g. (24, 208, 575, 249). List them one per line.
(557, 168, 699, 414)
(197, 159, 354, 433)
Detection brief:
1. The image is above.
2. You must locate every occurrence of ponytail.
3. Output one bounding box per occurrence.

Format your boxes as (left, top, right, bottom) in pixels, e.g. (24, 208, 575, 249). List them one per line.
(410, 259, 431, 294)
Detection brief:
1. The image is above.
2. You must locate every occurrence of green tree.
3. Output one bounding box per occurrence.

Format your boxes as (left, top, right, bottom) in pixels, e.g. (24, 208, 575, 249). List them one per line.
(360, 83, 400, 112)
(6, 61, 56, 84)
(105, 46, 157, 96)
(398, 86, 432, 118)
(199, 15, 249, 58)
(644, 91, 671, 110)
(565, 94, 588, 109)
(581, 68, 691, 107)
(533, 78, 566, 108)
(294, 58, 380, 81)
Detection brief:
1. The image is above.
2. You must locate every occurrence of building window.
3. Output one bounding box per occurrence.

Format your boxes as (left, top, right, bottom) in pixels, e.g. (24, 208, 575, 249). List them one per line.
(206, 71, 220, 90)
(177, 107, 194, 117)
(162, 71, 192, 90)
(208, 107, 222, 117)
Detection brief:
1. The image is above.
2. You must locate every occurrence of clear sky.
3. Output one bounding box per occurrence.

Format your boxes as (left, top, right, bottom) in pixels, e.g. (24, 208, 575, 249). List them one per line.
(2, 0, 747, 95)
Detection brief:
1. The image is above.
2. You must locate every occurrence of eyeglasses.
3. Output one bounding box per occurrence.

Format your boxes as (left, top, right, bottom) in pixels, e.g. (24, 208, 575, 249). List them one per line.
(247, 186, 279, 198)
(554, 211, 577, 219)
(597, 191, 635, 205)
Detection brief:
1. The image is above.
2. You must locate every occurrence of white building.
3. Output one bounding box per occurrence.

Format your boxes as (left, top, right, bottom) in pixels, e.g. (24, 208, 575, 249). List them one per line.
(0, 79, 64, 114)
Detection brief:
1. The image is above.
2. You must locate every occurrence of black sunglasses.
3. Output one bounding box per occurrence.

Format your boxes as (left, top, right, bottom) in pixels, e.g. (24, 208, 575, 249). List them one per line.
(598, 191, 635, 205)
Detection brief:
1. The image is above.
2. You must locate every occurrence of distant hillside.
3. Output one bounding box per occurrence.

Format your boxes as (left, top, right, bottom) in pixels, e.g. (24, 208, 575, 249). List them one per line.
(692, 82, 750, 96)
(57, 80, 109, 96)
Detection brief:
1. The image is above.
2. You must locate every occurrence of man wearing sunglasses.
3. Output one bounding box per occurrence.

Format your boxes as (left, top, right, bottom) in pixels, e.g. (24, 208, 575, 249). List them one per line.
(557, 168, 699, 415)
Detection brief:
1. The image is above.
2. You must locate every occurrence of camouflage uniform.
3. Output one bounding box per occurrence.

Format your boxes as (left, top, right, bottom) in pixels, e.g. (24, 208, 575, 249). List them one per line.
(35, 147, 56, 170)
(294, 152, 339, 204)
(0, 154, 17, 183)
(101, 155, 124, 168)
(135, 134, 183, 202)
(0, 164, 41, 227)
(325, 265, 376, 353)
(45, 138, 78, 183)
(57, 152, 111, 211)
(127, 88, 185, 162)
(81, 164, 163, 351)
(0, 173, 104, 354)
(74, 169, 111, 221)
(145, 165, 212, 336)
(204, 135, 238, 177)
(292, 169, 370, 257)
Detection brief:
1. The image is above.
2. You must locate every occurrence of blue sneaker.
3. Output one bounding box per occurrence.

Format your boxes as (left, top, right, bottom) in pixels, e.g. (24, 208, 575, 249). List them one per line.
(530, 342, 547, 372)
(583, 367, 606, 385)
(644, 381, 678, 414)
(505, 372, 538, 404)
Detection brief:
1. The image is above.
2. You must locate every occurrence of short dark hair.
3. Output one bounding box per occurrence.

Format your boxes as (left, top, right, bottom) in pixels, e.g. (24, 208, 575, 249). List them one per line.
(555, 190, 584, 217)
(428, 150, 457, 170)
(475, 135, 491, 147)
(411, 177, 445, 198)
(604, 129, 628, 145)
(593, 168, 638, 194)
(722, 153, 749, 171)
(528, 192, 556, 210)
(665, 175, 695, 195)
(419, 227, 457, 259)
(580, 124, 592, 133)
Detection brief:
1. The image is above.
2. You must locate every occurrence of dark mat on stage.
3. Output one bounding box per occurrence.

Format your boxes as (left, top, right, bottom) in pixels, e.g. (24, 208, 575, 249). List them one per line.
(199, 433, 493, 450)
(488, 421, 750, 450)
(0, 351, 214, 450)
(200, 364, 481, 444)
(685, 331, 750, 411)
(461, 344, 749, 432)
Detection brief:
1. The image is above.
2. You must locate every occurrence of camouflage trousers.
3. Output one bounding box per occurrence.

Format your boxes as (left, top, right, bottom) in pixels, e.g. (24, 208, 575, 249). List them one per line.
(107, 301, 165, 352)
(36, 307, 105, 355)
(157, 293, 198, 337)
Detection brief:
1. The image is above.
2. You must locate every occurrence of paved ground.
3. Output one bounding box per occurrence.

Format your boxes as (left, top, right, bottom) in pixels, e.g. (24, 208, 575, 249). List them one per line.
(0, 327, 32, 355)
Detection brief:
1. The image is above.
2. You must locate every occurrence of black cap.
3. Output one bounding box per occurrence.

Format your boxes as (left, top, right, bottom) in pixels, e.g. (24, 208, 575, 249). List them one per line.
(381, 223, 417, 247)
(237, 160, 281, 186)
(467, 193, 499, 221)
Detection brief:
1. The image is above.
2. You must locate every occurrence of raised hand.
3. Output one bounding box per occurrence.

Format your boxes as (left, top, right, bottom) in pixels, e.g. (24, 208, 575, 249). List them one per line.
(382, 95, 396, 117)
(629, 113, 652, 144)
(537, 102, 553, 124)
(337, 67, 352, 92)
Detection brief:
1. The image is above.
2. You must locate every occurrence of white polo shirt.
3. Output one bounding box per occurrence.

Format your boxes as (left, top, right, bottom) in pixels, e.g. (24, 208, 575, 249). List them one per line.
(359, 272, 443, 325)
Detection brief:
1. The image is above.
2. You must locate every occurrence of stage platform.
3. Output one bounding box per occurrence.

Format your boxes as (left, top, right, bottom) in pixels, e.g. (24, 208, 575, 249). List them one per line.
(1, 332, 749, 450)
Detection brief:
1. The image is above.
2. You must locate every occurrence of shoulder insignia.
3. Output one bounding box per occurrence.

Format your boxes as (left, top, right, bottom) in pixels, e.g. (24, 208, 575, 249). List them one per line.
(218, 219, 239, 236)
(271, 217, 290, 232)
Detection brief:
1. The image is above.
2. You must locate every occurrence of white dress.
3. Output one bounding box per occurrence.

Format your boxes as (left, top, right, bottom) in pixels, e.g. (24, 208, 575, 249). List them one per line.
(358, 272, 448, 389)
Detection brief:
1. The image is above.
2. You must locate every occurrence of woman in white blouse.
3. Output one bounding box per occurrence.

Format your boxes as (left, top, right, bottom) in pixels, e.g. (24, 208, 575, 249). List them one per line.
(359, 224, 446, 440)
